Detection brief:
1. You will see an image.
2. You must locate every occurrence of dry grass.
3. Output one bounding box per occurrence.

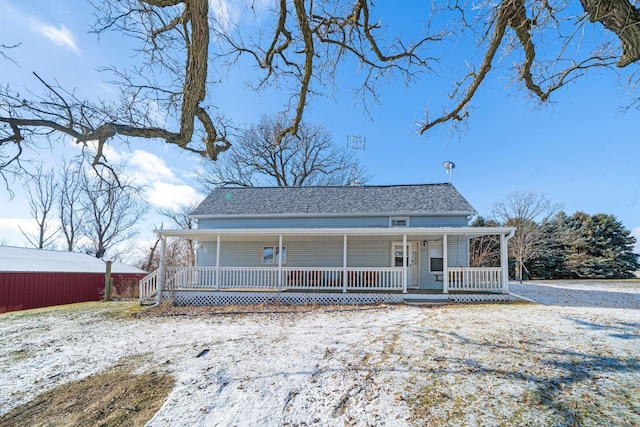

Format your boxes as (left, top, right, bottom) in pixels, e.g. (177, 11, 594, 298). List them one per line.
(135, 300, 394, 318)
(0, 358, 173, 427)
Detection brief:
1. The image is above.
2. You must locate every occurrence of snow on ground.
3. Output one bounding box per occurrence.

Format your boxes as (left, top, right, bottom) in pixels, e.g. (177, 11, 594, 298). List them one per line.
(1, 282, 639, 426)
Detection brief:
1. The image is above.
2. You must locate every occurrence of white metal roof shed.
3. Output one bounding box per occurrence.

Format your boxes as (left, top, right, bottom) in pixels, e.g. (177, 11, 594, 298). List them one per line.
(0, 246, 145, 274)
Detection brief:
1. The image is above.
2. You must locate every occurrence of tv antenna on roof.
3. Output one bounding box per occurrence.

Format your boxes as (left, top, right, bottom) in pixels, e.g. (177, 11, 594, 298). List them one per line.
(443, 161, 455, 184)
(347, 135, 365, 186)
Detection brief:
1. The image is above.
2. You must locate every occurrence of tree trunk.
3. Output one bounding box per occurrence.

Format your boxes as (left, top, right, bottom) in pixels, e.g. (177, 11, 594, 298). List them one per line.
(580, 0, 640, 66)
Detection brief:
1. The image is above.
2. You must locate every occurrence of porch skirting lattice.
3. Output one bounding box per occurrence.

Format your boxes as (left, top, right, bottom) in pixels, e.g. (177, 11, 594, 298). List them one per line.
(449, 293, 512, 303)
(166, 291, 405, 306)
(162, 290, 511, 306)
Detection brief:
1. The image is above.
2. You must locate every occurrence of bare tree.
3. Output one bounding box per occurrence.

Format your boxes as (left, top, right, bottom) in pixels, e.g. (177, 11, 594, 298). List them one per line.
(139, 223, 163, 272)
(158, 201, 199, 231)
(0, 42, 19, 64)
(19, 165, 59, 249)
(163, 239, 195, 267)
(198, 114, 358, 189)
(1, 0, 640, 184)
(79, 168, 148, 258)
(0, 0, 232, 183)
(140, 237, 161, 272)
(57, 159, 87, 251)
(469, 216, 502, 267)
(493, 191, 561, 281)
(158, 200, 200, 265)
(138, 235, 194, 271)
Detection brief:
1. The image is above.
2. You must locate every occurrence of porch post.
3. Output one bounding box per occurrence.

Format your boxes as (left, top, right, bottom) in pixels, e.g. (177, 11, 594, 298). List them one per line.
(500, 233, 508, 293)
(442, 234, 449, 294)
(215, 235, 221, 291)
(402, 234, 408, 294)
(157, 235, 165, 304)
(278, 234, 283, 290)
(343, 235, 348, 293)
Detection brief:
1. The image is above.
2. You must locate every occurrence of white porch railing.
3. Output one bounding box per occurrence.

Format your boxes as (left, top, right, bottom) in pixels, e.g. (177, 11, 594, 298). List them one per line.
(162, 266, 404, 291)
(448, 267, 504, 292)
(284, 267, 404, 291)
(139, 269, 159, 304)
(142, 266, 506, 303)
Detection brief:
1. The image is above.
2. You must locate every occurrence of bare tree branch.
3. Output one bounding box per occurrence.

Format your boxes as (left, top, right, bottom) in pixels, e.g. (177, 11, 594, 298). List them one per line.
(79, 166, 148, 257)
(581, 0, 640, 67)
(2, 0, 640, 180)
(58, 159, 88, 251)
(198, 114, 362, 190)
(19, 165, 59, 249)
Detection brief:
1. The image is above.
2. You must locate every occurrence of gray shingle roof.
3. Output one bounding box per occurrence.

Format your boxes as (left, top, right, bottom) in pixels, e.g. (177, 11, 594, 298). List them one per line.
(191, 183, 476, 216)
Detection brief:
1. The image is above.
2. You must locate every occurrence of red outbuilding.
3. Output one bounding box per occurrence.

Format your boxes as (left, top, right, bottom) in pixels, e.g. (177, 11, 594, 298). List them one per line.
(0, 246, 147, 314)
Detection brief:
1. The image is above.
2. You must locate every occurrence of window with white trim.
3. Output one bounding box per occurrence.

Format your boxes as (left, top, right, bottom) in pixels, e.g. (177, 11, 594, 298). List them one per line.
(389, 217, 409, 227)
(262, 246, 287, 264)
(428, 241, 444, 272)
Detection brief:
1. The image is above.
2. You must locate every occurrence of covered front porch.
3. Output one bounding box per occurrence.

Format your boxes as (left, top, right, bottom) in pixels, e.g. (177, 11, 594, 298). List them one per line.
(139, 226, 515, 305)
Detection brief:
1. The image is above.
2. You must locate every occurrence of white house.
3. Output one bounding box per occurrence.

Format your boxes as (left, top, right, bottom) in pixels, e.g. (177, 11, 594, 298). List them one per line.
(140, 184, 515, 305)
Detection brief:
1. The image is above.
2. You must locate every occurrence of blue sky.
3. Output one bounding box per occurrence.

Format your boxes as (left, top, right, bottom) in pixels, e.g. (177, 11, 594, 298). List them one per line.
(1, 0, 639, 259)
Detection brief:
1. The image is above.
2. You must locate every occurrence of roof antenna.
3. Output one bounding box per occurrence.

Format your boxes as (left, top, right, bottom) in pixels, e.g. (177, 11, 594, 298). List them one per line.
(347, 135, 365, 186)
(443, 161, 455, 184)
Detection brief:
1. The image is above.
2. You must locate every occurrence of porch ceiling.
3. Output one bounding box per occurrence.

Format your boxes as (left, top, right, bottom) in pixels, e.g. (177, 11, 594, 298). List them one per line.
(157, 226, 516, 242)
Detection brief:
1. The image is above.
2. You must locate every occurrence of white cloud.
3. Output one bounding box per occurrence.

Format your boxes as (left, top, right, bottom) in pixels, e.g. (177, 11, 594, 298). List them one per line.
(209, 0, 242, 28)
(42, 141, 205, 213)
(127, 149, 178, 186)
(118, 149, 204, 210)
(0, 218, 36, 246)
(29, 19, 81, 55)
(147, 182, 202, 211)
(209, 0, 270, 31)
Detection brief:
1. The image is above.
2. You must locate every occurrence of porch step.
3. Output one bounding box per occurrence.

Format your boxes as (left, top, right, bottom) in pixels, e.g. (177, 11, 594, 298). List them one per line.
(139, 292, 157, 306)
(402, 293, 450, 300)
(404, 299, 450, 306)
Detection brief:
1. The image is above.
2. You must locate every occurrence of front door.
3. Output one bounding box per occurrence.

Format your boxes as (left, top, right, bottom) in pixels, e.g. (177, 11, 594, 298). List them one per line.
(392, 242, 419, 288)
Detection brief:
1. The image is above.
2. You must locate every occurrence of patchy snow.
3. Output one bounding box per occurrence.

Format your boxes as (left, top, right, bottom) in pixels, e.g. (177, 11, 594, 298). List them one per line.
(511, 281, 640, 309)
(1, 282, 639, 425)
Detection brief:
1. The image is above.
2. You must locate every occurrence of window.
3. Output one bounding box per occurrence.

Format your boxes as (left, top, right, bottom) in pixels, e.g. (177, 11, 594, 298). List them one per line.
(429, 241, 443, 272)
(390, 217, 409, 227)
(262, 246, 287, 264)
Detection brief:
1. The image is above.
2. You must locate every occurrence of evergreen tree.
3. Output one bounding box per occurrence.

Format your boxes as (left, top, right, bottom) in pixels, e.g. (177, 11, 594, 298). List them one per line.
(529, 212, 571, 279)
(520, 211, 638, 279)
(564, 212, 639, 279)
